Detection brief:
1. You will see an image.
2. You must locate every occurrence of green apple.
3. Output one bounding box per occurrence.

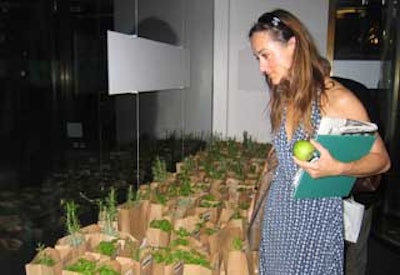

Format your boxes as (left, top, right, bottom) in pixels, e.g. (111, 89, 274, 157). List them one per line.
(293, 140, 315, 161)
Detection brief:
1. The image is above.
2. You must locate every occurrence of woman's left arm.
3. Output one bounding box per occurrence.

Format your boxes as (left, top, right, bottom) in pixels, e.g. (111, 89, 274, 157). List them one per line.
(293, 85, 391, 178)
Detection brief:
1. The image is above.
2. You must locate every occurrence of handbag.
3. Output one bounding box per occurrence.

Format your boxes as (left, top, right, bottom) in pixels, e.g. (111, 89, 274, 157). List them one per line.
(247, 147, 278, 251)
(352, 174, 382, 194)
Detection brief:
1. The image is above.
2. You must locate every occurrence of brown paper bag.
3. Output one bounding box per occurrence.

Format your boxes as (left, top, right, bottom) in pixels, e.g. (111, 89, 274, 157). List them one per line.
(139, 253, 153, 275)
(115, 256, 135, 275)
(116, 253, 153, 275)
(145, 228, 170, 248)
(170, 196, 197, 219)
(182, 264, 212, 275)
(218, 227, 242, 273)
(25, 264, 61, 275)
(194, 206, 220, 224)
(218, 208, 235, 226)
(55, 235, 87, 265)
(248, 251, 259, 275)
(172, 215, 200, 235)
(79, 224, 101, 234)
(226, 218, 245, 240)
(62, 253, 97, 275)
(131, 199, 150, 241)
(243, 178, 257, 186)
(170, 238, 208, 258)
(152, 262, 183, 275)
(209, 252, 221, 275)
(84, 232, 116, 252)
(198, 225, 220, 258)
(118, 204, 135, 236)
(226, 251, 249, 275)
(97, 259, 122, 274)
(147, 203, 167, 227)
(207, 232, 221, 259)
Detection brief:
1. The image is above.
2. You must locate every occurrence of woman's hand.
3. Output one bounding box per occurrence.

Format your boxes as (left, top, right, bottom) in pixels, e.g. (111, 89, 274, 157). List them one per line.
(292, 139, 345, 178)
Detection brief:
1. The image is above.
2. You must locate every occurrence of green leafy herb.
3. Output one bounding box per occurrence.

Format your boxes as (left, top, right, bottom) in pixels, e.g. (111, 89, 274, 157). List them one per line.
(125, 185, 136, 207)
(149, 219, 173, 232)
(99, 187, 118, 236)
(151, 248, 210, 268)
(178, 176, 194, 197)
(64, 258, 96, 273)
(232, 237, 243, 251)
(97, 265, 121, 275)
(152, 156, 168, 183)
(124, 238, 140, 261)
(199, 200, 221, 208)
(173, 249, 211, 268)
(239, 202, 250, 210)
(205, 227, 218, 236)
(153, 191, 167, 205)
(170, 238, 189, 247)
(97, 240, 118, 256)
(174, 227, 191, 238)
(61, 200, 83, 247)
(136, 185, 150, 200)
(230, 211, 242, 220)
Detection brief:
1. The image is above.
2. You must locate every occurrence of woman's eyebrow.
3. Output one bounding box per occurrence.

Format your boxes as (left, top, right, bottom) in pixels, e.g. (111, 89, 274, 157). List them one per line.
(256, 48, 268, 56)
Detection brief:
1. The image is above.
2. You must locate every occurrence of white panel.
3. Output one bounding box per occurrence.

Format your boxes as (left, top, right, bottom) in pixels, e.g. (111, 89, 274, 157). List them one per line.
(332, 60, 382, 89)
(107, 30, 189, 94)
(184, 0, 214, 136)
(237, 45, 267, 91)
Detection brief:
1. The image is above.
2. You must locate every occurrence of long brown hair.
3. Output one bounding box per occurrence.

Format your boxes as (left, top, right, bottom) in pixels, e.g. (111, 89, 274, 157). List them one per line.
(249, 9, 327, 136)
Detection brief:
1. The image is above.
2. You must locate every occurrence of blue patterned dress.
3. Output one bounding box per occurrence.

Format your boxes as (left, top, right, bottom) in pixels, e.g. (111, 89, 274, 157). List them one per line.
(259, 102, 344, 275)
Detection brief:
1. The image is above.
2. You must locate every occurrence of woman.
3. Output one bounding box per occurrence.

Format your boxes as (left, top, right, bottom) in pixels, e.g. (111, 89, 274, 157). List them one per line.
(248, 9, 390, 274)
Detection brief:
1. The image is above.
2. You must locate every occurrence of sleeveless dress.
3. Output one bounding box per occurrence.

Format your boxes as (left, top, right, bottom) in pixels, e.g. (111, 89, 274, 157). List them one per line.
(259, 102, 344, 275)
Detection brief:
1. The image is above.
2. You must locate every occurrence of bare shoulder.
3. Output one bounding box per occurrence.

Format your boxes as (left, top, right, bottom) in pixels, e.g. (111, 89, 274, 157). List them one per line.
(321, 78, 370, 121)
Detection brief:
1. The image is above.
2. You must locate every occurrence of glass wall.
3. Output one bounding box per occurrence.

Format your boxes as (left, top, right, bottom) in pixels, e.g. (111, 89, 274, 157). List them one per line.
(334, 0, 386, 60)
(331, 0, 400, 248)
(0, 0, 213, 273)
(373, 0, 400, 248)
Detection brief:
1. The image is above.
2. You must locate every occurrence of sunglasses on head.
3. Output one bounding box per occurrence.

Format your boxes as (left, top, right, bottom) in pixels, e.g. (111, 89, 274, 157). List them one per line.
(258, 13, 282, 27)
(257, 13, 294, 38)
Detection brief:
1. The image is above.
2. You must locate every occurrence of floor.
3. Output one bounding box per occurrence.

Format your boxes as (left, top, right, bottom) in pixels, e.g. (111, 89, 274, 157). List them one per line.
(366, 214, 400, 275)
(366, 236, 400, 275)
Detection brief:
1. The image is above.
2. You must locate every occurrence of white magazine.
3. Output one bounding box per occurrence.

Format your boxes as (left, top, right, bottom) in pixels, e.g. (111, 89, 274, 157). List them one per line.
(317, 117, 378, 135)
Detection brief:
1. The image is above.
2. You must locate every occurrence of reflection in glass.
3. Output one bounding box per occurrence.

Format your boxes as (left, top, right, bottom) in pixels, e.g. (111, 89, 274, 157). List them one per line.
(334, 2, 386, 60)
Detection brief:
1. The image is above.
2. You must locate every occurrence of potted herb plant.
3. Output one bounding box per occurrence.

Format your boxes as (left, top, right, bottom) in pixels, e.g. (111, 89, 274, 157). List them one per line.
(25, 243, 62, 275)
(55, 200, 86, 261)
(146, 218, 172, 248)
(98, 187, 118, 237)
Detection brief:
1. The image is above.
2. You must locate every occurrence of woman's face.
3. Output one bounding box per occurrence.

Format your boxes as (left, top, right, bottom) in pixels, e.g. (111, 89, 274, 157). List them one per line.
(250, 31, 295, 85)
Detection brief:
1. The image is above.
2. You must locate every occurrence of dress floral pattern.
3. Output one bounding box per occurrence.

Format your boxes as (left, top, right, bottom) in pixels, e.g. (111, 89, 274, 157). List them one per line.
(259, 102, 344, 275)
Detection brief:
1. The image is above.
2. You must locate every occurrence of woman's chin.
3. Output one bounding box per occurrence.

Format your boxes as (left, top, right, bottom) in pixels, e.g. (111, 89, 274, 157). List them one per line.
(271, 78, 281, 85)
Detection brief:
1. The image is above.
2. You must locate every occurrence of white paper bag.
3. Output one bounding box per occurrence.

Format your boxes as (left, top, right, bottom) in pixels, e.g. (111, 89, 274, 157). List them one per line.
(343, 197, 365, 243)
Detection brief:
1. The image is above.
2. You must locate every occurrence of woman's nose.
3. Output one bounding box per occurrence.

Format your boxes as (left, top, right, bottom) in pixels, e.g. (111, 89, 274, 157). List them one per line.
(259, 59, 268, 74)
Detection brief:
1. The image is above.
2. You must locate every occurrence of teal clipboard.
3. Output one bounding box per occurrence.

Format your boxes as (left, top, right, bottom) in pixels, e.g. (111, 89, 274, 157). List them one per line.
(293, 134, 376, 199)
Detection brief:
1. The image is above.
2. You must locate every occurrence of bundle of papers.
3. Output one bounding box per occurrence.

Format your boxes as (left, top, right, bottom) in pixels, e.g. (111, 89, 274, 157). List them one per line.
(317, 117, 378, 135)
